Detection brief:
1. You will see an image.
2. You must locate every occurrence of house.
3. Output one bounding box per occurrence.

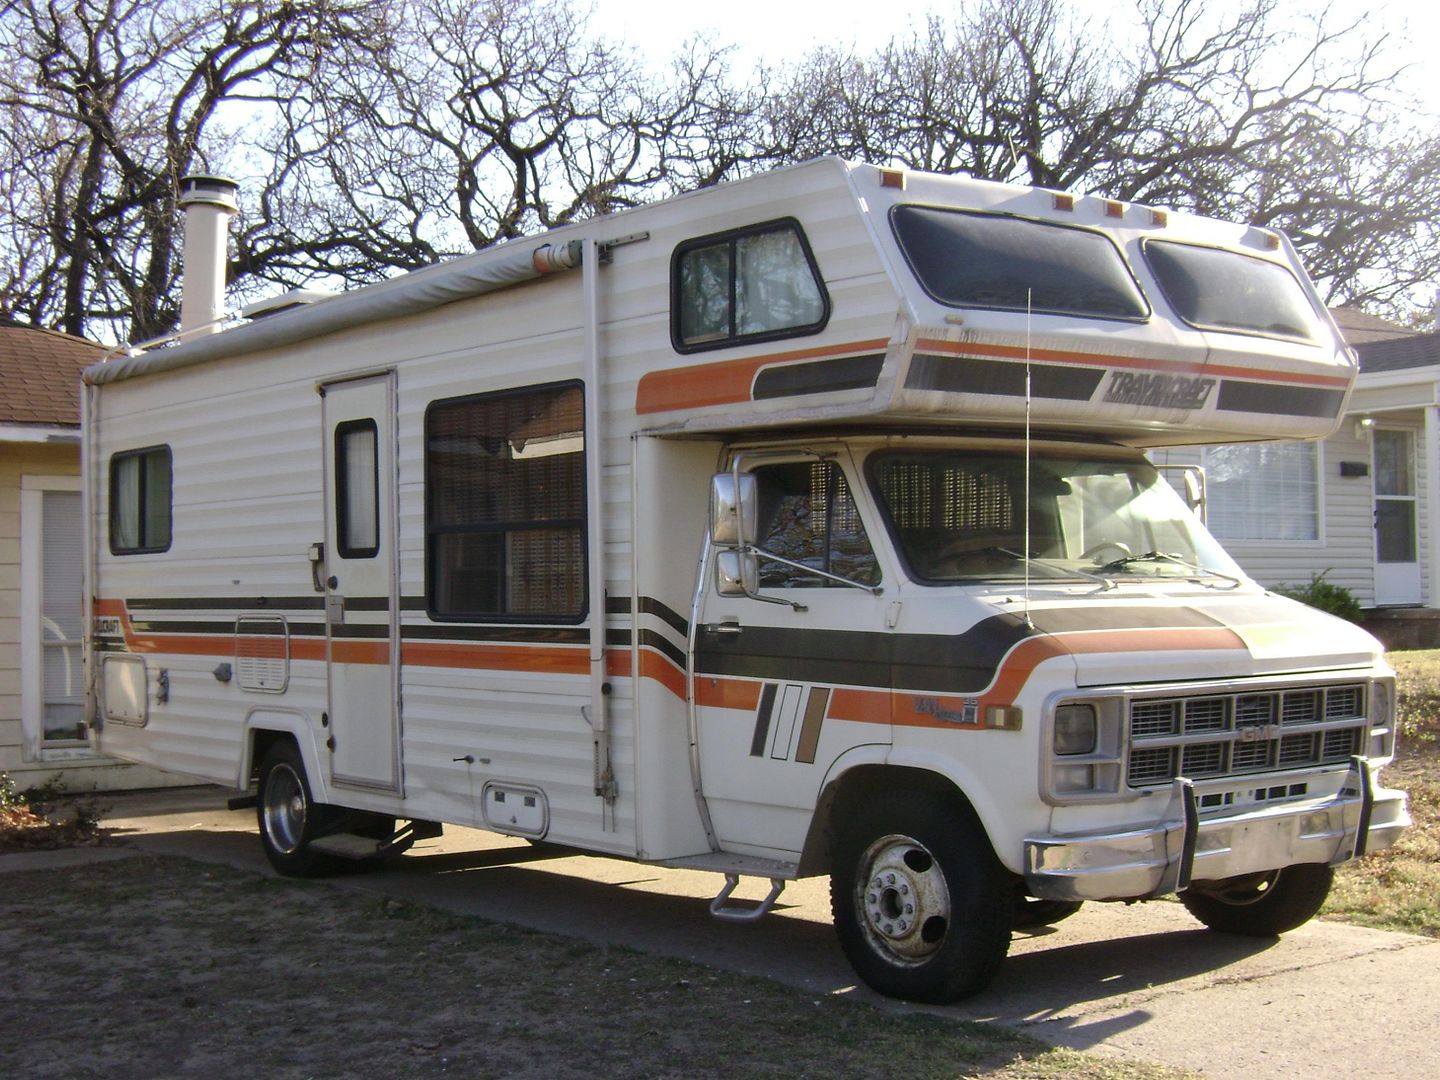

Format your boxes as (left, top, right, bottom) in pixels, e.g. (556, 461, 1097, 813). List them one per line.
(1, 321, 179, 791)
(1152, 309, 1440, 643)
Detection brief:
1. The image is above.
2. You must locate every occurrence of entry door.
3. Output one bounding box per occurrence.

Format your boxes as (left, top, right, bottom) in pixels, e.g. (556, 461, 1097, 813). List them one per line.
(321, 374, 401, 791)
(1373, 427, 1422, 606)
(693, 456, 892, 852)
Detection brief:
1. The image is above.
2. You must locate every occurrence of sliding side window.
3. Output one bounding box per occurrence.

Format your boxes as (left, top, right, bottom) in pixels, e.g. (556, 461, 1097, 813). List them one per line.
(425, 382, 586, 621)
(673, 219, 829, 352)
(109, 445, 172, 554)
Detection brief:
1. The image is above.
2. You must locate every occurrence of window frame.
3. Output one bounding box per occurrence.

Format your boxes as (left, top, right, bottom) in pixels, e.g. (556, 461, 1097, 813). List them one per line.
(888, 204, 1151, 323)
(108, 444, 173, 555)
(422, 380, 588, 624)
(670, 217, 831, 354)
(334, 418, 380, 559)
(749, 459, 881, 590)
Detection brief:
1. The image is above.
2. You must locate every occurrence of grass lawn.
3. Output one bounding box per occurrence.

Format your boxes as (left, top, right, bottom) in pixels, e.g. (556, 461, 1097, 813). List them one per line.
(1325, 648, 1440, 937)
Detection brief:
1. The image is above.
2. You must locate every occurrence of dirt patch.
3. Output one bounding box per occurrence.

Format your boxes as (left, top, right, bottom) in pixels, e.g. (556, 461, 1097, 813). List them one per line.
(0, 779, 112, 854)
(0, 854, 1192, 1080)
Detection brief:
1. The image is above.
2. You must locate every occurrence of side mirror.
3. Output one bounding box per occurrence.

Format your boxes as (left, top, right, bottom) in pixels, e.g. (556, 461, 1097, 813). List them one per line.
(716, 550, 759, 596)
(710, 471, 757, 547)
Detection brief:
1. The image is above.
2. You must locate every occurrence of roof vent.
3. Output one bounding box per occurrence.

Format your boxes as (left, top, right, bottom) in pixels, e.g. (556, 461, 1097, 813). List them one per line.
(239, 289, 334, 320)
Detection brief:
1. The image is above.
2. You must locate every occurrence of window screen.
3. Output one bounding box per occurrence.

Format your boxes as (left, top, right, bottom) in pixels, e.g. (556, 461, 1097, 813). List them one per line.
(335, 419, 379, 558)
(674, 220, 828, 351)
(752, 461, 878, 588)
(109, 445, 172, 554)
(890, 205, 1148, 320)
(425, 383, 586, 620)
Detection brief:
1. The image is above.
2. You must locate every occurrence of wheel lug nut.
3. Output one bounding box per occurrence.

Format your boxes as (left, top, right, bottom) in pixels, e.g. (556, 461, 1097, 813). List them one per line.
(885, 873, 896, 885)
(905, 904, 914, 914)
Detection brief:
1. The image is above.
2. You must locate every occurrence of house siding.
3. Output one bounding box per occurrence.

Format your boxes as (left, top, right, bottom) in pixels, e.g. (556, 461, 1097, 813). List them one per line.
(1146, 423, 1393, 610)
(1, 440, 184, 792)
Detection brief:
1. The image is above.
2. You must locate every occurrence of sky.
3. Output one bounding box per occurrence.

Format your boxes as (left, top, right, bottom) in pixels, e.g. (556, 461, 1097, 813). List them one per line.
(600, 0, 1439, 111)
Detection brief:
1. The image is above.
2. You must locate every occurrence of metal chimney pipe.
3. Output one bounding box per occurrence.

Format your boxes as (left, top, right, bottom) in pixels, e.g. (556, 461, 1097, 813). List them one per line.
(177, 175, 239, 339)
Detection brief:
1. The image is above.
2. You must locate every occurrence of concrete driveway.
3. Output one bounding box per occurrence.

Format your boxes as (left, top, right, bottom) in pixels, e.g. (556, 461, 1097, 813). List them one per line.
(100, 786, 1440, 1079)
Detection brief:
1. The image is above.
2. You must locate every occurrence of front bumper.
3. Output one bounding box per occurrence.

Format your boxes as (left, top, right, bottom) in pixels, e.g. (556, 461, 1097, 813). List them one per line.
(1024, 759, 1410, 902)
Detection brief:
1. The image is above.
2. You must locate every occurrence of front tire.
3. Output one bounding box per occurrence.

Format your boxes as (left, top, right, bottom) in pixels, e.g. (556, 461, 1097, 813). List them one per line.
(1180, 864, 1333, 936)
(256, 742, 339, 878)
(831, 791, 1011, 1003)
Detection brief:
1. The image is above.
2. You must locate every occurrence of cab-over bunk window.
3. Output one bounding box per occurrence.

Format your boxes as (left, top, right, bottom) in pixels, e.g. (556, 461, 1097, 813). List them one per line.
(889, 205, 1149, 320)
(424, 382, 586, 621)
(672, 218, 829, 352)
(109, 445, 172, 554)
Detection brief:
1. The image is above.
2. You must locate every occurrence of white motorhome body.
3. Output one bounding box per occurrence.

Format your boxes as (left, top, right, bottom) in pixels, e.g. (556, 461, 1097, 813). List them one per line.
(84, 158, 1407, 1002)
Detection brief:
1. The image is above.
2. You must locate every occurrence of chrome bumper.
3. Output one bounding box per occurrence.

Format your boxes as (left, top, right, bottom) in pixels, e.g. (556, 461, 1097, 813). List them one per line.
(1024, 758, 1410, 902)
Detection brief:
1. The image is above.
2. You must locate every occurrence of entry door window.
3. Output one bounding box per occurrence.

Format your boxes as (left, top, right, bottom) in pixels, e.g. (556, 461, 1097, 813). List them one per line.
(1374, 429, 1417, 563)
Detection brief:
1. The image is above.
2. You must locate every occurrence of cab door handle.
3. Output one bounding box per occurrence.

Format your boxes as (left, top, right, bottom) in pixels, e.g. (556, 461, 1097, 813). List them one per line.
(705, 617, 743, 636)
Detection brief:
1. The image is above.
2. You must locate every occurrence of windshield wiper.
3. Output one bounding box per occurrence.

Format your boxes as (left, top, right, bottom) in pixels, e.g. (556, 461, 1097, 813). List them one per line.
(1099, 550, 1242, 590)
(997, 548, 1116, 591)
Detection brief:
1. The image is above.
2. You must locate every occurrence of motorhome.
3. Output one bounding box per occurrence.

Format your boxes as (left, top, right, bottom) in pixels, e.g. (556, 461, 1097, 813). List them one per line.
(83, 159, 1407, 1002)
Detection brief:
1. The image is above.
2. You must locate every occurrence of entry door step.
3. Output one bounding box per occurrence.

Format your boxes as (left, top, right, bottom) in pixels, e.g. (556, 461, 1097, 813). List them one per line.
(310, 833, 384, 859)
(659, 851, 798, 879)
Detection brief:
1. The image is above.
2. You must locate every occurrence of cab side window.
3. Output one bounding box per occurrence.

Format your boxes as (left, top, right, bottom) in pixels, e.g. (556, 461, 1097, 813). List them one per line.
(673, 219, 829, 351)
(752, 461, 878, 588)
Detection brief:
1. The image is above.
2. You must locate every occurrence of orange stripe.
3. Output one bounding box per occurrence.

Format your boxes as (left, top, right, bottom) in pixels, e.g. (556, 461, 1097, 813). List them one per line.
(693, 675, 763, 711)
(635, 338, 890, 414)
(915, 337, 1353, 389)
(402, 641, 588, 674)
(828, 687, 891, 724)
(638, 649, 688, 700)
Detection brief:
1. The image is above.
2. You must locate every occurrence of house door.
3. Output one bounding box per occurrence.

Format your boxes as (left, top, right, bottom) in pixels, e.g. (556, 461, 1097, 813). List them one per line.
(1373, 427, 1422, 606)
(321, 373, 402, 792)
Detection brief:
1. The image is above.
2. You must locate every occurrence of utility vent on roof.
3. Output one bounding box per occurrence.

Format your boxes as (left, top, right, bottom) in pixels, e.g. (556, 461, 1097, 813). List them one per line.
(235, 615, 290, 692)
(240, 289, 333, 321)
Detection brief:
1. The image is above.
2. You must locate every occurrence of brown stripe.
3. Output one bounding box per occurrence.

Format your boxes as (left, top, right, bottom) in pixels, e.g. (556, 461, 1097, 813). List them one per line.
(796, 686, 829, 763)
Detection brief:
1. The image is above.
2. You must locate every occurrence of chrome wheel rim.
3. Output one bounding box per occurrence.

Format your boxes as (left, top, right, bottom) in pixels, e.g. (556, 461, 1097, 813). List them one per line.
(261, 763, 307, 855)
(855, 833, 950, 966)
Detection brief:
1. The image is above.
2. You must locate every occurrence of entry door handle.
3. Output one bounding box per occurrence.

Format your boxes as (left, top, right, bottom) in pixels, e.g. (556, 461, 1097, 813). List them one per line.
(705, 617, 743, 637)
(309, 542, 326, 593)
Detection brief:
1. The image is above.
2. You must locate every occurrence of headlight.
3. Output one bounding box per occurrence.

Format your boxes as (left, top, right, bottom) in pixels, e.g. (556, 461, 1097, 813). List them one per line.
(1054, 704, 1097, 755)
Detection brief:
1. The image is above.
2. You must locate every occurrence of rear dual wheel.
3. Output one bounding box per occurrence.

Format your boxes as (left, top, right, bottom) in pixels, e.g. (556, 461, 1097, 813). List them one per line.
(831, 792, 1011, 1003)
(256, 742, 341, 877)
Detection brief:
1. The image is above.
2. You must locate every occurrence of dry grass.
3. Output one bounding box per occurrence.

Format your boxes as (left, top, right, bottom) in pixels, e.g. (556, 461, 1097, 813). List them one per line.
(1325, 649, 1440, 936)
(0, 854, 1194, 1080)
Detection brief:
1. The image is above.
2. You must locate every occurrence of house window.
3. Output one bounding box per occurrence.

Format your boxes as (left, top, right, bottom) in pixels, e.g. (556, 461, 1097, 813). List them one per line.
(425, 382, 586, 621)
(21, 477, 88, 754)
(109, 445, 172, 553)
(1204, 441, 1319, 541)
(673, 219, 829, 351)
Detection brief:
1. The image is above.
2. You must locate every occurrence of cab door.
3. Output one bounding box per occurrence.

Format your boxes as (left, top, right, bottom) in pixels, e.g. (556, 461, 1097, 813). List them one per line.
(320, 373, 401, 792)
(693, 454, 892, 853)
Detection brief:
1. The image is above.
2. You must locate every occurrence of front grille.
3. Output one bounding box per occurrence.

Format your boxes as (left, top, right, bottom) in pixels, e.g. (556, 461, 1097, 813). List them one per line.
(1126, 682, 1366, 788)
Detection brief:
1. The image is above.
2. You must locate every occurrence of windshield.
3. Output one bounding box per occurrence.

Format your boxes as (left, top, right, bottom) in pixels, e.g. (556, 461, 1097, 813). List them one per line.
(1142, 240, 1320, 343)
(868, 449, 1243, 584)
(890, 205, 1149, 320)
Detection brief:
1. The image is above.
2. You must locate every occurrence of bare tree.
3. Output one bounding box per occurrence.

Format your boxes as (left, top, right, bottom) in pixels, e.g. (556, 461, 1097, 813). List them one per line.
(228, 0, 750, 298)
(0, 0, 387, 340)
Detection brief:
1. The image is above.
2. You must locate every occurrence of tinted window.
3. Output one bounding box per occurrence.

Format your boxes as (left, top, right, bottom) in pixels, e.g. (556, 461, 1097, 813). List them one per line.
(890, 205, 1148, 320)
(674, 220, 828, 351)
(109, 446, 172, 554)
(752, 461, 878, 588)
(1144, 240, 1319, 342)
(425, 384, 585, 620)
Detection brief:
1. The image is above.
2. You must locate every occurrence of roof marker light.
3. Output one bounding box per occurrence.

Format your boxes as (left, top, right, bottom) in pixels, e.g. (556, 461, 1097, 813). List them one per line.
(1053, 193, 1075, 211)
(1150, 209, 1168, 227)
(1105, 200, 1124, 218)
(880, 168, 905, 190)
